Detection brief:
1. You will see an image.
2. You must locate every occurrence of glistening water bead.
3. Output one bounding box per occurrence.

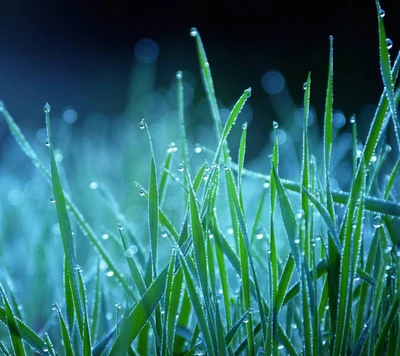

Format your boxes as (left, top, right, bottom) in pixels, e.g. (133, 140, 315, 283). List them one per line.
(386, 38, 393, 49)
(44, 102, 51, 113)
(190, 27, 198, 37)
(139, 118, 145, 129)
(176, 71, 183, 80)
(273, 121, 279, 129)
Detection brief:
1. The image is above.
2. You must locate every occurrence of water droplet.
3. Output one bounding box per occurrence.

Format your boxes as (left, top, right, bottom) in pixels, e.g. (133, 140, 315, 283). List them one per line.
(115, 303, 121, 309)
(125, 245, 138, 256)
(44, 102, 51, 113)
(242, 122, 247, 129)
(350, 116, 356, 124)
(222, 163, 229, 171)
(89, 181, 98, 190)
(396, 251, 400, 257)
(194, 144, 202, 153)
(117, 223, 124, 230)
(204, 162, 210, 171)
(190, 28, 198, 37)
(243, 316, 249, 324)
(278, 345, 284, 350)
(227, 228, 234, 235)
(385, 265, 391, 271)
(139, 188, 145, 196)
(384, 246, 392, 254)
(43, 346, 48, 353)
(386, 38, 393, 49)
(294, 238, 300, 244)
(178, 162, 184, 172)
(380, 8, 386, 17)
(291, 323, 297, 329)
(101, 233, 109, 240)
(161, 230, 168, 238)
(263, 182, 270, 188)
(51, 302, 57, 311)
(303, 82, 307, 90)
(373, 215, 382, 228)
(106, 270, 114, 277)
(74, 265, 83, 273)
(256, 232, 264, 240)
(385, 144, 392, 153)
(167, 142, 178, 153)
(139, 118, 145, 129)
(176, 70, 182, 80)
(160, 307, 165, 315)
(50, 196, 56, 203)
(272, 121, 279, 129)
(296, 209, 303, 219)
(370, 155, 377, 163)
(44, 138, 50, 147)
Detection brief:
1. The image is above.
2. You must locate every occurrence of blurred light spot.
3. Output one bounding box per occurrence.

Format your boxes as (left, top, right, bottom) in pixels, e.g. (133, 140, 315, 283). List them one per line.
(8, 189, 24, 206)
(261, 71, 286, 95)
(294, 107, 315, 127)
(63, 109, 78, 124)
(36, 128, 47, 143)
(135, 39, 159, 64)
(333, 110, 346, 128)
(219, 108, 230, 125)
(270, 129, 287, 145)
(52, 223, 61, 235)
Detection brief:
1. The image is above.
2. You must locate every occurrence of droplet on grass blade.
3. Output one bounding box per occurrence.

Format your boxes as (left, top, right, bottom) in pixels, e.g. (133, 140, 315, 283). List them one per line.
(273, 121, 279, 129)
(44, 139, 50, 147)
(139, 188, 145, 196)
(101, 233, 109, 240)
(178, 162, 184, 171)
(117, 223, 124, 230)
(44, 102, 51, 113)
(373, 214, 382, 228)
(89, 181, 98, 190)
(190, 27, 198, 37)
(194, 144, 202, 153)
(50, 196, 56, 203)
(386, 38, 393, 49)
(176, 70, 182, 80)
(139, 118, 145, 129)
(380, 8, 386, 17)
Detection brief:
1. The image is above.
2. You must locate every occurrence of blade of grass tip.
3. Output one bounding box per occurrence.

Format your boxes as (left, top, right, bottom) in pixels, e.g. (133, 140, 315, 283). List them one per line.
(334, 161, 366, 356)
(54, 302, 75, 356)
(237, 121, 247, 198)
(77, 268, 92, 356)
(275, 253, 295, 311)
(375, 0, 400, 149)
(45, 103, 84, 336)
(0, 307, 47, 355)
(140, 119, 160, 280)
(109, 266, 168, 354)
(176, 71, 190, 180)
(43, 333, 56, 356)
(250, 180, 268, 246)
(190, 28, 222, 141)
(269, 121, 279, 355)
(0, 285, 26, 356)
(177, 250, 216, 356)
(301, 73, 311, 261)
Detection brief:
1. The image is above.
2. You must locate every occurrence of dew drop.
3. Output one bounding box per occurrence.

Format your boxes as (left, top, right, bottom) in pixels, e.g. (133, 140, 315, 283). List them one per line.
(385, 144, 392, 153)
(89, 181, 98, 190)
(101, 233, 109, 240)
(380, 8, 386, 17)
(272, 121, 279, 129)
(117, 223, 124, 230)
(160, 307, 165, 315)
(139, 188, 145, 196)
(256, 232, 264, 240)
(190, 27, 198, 37)
(194, 341, 206, 355)
(350, 116, 356, 124)
(204, 162, 210, 171)
(278, 345, 284, 350)
(194, 144, 202, 153)
(242, 122, 247, 129)
(294, 238, 300, 244)
(50, 196, 56, 203)
(263, 182, 270, 188)
(167, 142, 178, 153)
(178, 162, 184, 172)
(176, 70, 182, 80)
(370, 155, 377, 163)
(243, 316, 249, 324)
(44, 138, 50, 147)
(51, 302, 57, 311)
(139, 118, 145, 129)
(303, 82, 307, 90)
(115, 303, 121, 309)
(373, 214, 382, 228)
(44, 102, 51, 113)
(43, 346, 48, 353)
(296, 210, 303, 219)
(386, 38, 393, 49)
(106, 270, 114, 277)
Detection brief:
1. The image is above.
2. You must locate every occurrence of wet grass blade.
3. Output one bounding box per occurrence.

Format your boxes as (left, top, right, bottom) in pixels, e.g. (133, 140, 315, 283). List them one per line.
(109, 266, 168, 354)
(77, 270, 92, 355)
(159, 150, 173, 206)
(54, 303, 75, 356)
(45, 106, 84, 336)
(90, 261, 101, 343)
(0, 285, 26, 356)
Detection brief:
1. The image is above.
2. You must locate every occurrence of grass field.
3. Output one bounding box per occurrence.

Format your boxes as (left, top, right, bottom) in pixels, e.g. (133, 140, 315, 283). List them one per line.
(0, 0, 399, 355)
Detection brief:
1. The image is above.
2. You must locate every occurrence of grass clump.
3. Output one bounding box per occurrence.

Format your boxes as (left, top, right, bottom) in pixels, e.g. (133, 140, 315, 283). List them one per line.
(0, 0, 400, 354)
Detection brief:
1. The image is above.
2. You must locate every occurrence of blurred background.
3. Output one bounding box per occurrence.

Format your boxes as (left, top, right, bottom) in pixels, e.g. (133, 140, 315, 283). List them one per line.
(0, 0, 400, 334)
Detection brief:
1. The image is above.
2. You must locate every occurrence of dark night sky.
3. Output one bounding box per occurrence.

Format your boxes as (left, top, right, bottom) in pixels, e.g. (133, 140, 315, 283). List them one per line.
(1, 0, 400, 148)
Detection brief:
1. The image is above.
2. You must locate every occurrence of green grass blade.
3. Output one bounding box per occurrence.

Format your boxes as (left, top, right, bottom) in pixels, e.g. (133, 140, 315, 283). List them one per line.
(45, 105, 84, 338)
(54, 303, 75, 356)
(177, 251, 216, 356)
(43, 333, 56, 356)
(77, 269, 92, 356)
(159, 150, 173, 206)
(64, 258, 75, 333)
(237, 121, 247, 197)
(0, 285, 26, 356)
(109, 266, 168, 354)
(90, 261, 101, 343)
(275, 254, 295, 310)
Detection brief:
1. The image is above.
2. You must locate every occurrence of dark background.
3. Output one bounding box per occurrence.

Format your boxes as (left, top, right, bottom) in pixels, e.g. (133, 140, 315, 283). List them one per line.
(1, 0, 399, 158)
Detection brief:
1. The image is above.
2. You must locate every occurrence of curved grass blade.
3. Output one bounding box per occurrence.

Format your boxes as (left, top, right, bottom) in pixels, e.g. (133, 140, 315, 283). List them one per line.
(77, 270, 92, 356)
(0, 307, 47, 355)
(159, 150, 173, 206)
(275, 254, 295, 310)
(92, 327, 116, 356)
(90, 260, 101, 343)
(109, 266, 168, 354)
(54, 303, 75, 356)
(0, 285, 26, 356)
